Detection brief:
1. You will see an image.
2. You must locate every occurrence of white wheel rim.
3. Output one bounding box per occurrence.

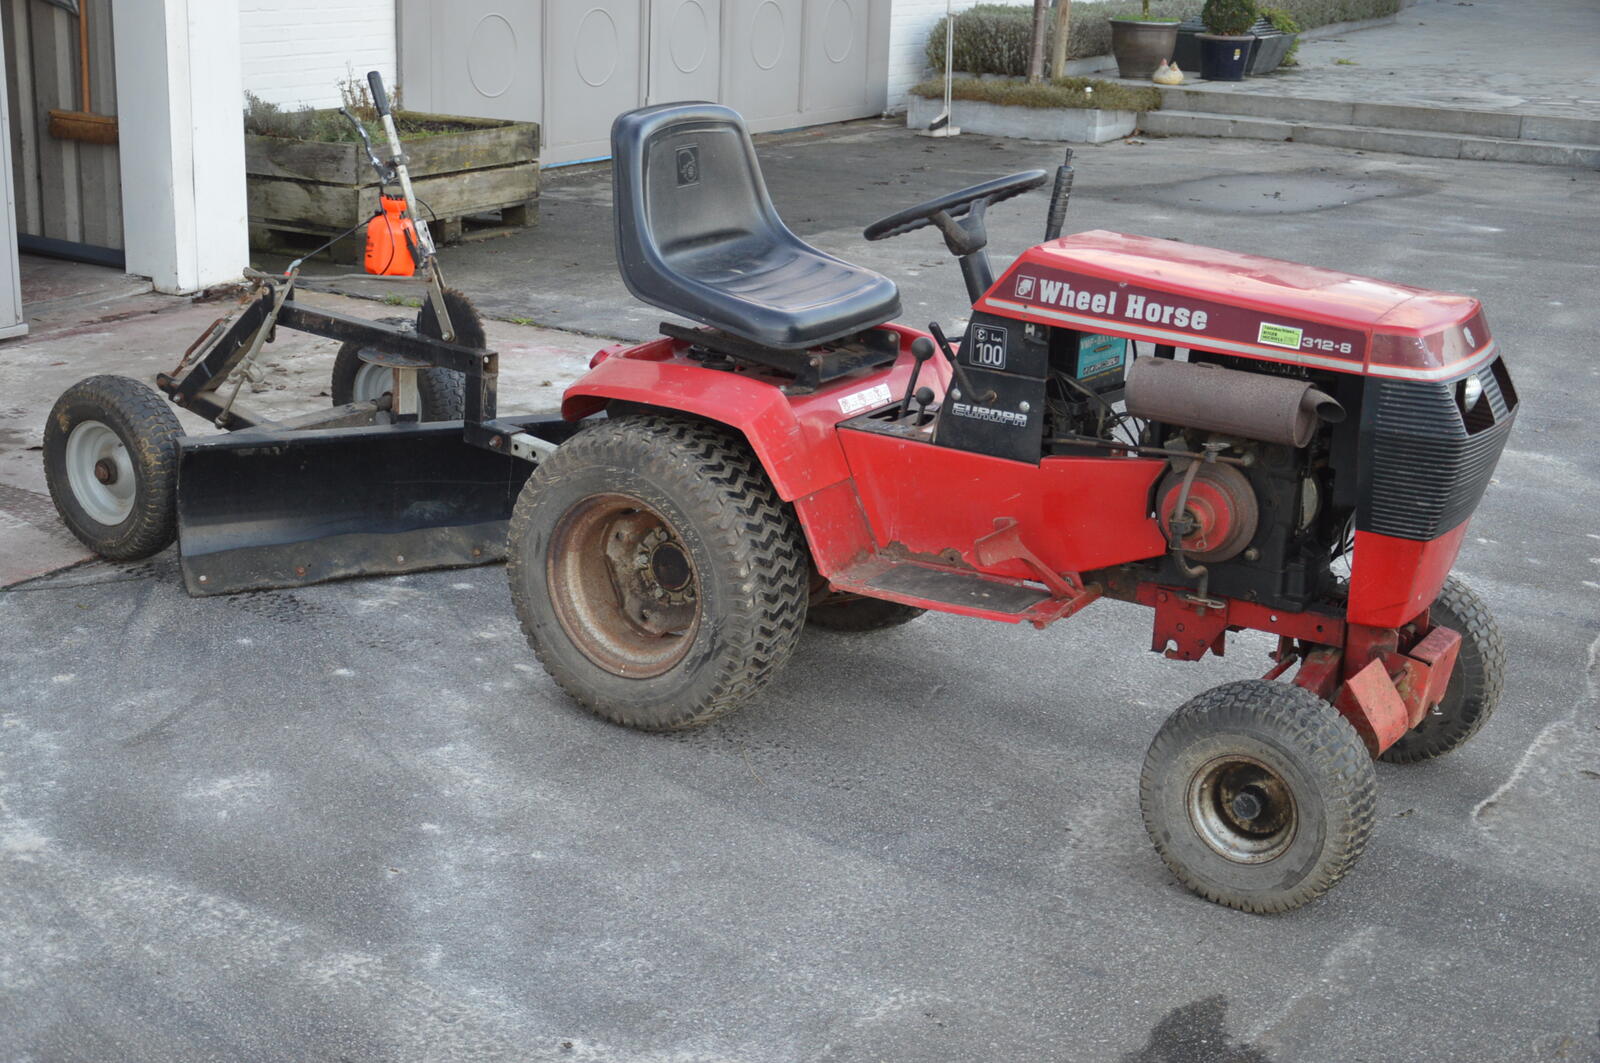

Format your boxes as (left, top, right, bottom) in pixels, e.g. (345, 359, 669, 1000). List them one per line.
(352, 360, 392, 403)
(65, 420, 136, 525)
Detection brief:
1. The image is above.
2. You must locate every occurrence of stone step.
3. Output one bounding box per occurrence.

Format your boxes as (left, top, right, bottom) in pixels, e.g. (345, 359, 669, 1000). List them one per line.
(1153, 87, 1600, 147)
(1141, 110, 1600, 168)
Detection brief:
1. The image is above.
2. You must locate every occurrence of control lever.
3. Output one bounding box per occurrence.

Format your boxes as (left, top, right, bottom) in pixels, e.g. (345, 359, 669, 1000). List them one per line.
(914, 386, 937, 420)
(928, 321, 993, 404)
(900, 337, 937, 419)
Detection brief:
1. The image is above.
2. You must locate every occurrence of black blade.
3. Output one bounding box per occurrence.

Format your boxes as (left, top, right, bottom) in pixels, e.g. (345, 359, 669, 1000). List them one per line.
(176, 417, 571, 596)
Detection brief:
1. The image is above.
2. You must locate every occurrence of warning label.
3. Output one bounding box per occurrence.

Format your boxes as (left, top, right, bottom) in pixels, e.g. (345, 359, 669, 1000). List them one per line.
(1257, 322, 1305, 349)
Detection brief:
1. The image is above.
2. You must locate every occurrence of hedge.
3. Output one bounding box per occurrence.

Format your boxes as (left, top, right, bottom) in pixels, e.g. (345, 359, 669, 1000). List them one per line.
(910, 75, 1163, 112)
(924, 0, 1400, 73)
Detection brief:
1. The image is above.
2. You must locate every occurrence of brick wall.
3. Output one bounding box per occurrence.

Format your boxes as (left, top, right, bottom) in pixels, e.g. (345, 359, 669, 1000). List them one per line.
(887, 0, 1031, 110)
(239, 0, 397, 108)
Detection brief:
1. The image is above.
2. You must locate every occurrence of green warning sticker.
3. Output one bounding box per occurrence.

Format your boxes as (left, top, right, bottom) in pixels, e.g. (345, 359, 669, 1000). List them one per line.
(1257, 322, 1305, 349)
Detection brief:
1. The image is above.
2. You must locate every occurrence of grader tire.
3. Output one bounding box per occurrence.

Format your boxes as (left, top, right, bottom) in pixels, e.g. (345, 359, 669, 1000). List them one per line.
(42, 375, 182, 561)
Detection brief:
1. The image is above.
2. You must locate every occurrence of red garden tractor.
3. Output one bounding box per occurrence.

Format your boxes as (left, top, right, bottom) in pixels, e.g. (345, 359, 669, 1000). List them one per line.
(42, 97, 1516, 914)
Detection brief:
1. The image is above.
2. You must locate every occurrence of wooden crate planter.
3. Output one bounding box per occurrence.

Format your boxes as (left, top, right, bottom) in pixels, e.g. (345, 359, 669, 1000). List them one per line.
(246, 112, 539, 263)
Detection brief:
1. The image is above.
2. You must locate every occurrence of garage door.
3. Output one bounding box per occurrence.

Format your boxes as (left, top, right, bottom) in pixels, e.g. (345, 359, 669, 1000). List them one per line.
(400, 0, 889, 166)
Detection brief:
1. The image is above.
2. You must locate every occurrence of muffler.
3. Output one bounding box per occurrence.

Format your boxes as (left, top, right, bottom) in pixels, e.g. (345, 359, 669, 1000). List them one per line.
(1124, 357, 1344, 447)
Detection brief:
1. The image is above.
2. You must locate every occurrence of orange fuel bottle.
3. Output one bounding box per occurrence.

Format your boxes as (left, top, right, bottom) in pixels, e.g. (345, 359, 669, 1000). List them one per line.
(364, 195, 417, 276)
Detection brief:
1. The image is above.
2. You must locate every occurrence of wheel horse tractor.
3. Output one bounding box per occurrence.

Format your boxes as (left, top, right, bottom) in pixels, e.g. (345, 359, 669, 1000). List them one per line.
(43, 85, 1516, 913)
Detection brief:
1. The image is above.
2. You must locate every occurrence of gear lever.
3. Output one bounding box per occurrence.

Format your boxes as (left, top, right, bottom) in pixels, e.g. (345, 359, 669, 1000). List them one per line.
(900, 337, 938, 420)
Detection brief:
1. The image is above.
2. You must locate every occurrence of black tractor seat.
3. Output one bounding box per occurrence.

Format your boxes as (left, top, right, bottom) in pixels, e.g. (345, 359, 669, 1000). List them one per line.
(611, 103, 902, 351)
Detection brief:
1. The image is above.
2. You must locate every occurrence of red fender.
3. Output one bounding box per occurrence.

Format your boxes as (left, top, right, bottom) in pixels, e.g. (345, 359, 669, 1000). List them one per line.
(561, 328, 941, 503)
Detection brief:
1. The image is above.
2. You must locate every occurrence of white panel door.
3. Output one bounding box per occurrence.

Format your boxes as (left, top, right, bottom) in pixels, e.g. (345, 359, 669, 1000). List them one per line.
(545, 0, 645, 164)
(410, 1, 543, 125)
(723, 0, 803, 132)
(800, 0, 870, 122)
(648, 0, 721, 105)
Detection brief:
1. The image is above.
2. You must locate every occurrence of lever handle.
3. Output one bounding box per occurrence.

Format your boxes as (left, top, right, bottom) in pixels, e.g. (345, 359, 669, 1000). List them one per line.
(928, 321, 990, 404)
(899, 336, 938, 419)
(367, 71, 391, 117)
(1044, 148, 1075, 242)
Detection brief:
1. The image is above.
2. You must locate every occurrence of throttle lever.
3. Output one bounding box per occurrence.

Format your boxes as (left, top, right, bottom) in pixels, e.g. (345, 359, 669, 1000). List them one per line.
(928, 321, 993, 404)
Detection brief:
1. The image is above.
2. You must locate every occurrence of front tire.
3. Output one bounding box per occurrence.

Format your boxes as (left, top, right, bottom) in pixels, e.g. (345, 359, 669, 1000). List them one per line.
(329, 315, 465, 421)
(1380, 575, 1504, 764)
(507, 415, 808, 731)
(1140, 679, 1377, 913)
(42, 375, 182, 561)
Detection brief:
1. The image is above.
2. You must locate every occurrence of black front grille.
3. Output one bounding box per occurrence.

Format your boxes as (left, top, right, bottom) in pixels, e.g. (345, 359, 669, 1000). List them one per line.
(1356, 358, 1516, 540)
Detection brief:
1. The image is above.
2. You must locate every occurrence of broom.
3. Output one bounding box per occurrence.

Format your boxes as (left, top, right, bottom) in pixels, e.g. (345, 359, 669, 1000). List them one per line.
(48, 2, 118, 146)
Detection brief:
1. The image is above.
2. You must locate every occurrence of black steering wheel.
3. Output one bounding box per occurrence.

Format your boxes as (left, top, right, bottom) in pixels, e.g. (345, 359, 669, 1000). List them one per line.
(862, 170, 1049, 242)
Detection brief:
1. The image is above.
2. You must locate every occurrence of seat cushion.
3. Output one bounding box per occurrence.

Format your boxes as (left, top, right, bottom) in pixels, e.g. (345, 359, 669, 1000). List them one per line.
(664, 236, 902, 349)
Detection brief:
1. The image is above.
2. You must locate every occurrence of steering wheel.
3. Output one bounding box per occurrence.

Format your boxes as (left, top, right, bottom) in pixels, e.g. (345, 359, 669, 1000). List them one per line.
(862, 170, 1048, 242)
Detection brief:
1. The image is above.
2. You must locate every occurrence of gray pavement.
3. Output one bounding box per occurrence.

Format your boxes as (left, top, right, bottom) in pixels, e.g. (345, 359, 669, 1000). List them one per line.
(4, 120, 1600, 1061)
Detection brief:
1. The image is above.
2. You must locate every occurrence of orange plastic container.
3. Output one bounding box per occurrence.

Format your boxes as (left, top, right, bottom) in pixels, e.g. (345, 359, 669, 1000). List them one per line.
(364, 195, 417, 276)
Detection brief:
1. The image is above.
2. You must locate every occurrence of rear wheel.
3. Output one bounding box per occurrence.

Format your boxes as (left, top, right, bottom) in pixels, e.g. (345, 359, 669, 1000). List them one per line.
(808, 593, 925, 632)
(1380, 575, 1504, 764)
(507, 415, 808, 730)
(330, 315, 466, 421)
(42, 375, 182, 561)
(1140, 679, 1377, 913)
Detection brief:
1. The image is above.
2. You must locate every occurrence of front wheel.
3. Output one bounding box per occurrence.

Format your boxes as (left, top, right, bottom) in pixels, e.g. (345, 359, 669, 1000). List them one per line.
(807, 593, 925, 632)
(330, 316, 464, 421)
(1140, 679, 1377, 913)
(42, 375, 182, 561)
(507, 415, 809, 731)
(1380, 575, 1504, 764)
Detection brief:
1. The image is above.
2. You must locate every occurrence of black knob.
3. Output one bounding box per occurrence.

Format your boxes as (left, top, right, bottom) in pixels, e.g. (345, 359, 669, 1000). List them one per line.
(910, 337, 936, 362)
(914, 386, 936, 408)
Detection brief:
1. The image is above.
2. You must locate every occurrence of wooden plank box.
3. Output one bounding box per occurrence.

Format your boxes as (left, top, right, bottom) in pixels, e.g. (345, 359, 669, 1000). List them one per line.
(246, 112, 540, 263)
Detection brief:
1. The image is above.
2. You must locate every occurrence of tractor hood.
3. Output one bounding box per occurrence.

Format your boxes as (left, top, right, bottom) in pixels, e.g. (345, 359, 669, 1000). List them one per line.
(976, 230, 1493, 381)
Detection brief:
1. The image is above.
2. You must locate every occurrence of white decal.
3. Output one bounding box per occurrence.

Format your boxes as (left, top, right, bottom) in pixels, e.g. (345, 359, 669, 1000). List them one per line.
(838, 382, 893, 415)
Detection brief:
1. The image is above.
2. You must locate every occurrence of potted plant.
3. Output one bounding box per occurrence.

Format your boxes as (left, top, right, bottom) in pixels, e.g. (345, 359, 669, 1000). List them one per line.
(1110, 0, 1181, 80)
(1251, 7, 1301, 73)
(1197, 0, 1258, 81)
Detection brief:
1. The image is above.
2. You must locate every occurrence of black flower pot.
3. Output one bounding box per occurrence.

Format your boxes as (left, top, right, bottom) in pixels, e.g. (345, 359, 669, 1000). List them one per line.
(1198, 34, 1254, 81)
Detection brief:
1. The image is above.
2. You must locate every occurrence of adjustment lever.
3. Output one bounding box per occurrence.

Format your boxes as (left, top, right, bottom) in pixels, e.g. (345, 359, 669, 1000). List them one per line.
(928, 321, 993, 404)
(900, 337, 938, 420)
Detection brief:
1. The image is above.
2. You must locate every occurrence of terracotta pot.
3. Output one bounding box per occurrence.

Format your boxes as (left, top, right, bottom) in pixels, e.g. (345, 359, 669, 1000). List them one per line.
(1198, 33, 1254, 81)
(1110, 19, 1181, 80)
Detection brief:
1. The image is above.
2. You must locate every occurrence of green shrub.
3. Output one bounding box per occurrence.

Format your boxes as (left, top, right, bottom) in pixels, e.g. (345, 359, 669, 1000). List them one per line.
(1202, 0, 1259, 35)
(923, 0, 1396, 74)
(1260, 6, 1303, 63)
(909, 75, 1162, 113)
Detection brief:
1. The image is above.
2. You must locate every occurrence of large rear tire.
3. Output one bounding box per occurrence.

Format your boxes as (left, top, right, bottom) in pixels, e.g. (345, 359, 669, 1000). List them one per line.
(1380, 575, 1504, 764)
(42, 375, 182, 561)
(1140, 679, 1377, 913)
(507, 415, 809, 731)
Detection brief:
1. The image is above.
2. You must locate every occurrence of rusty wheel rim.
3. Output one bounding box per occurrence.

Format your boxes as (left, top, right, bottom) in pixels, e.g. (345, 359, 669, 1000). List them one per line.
(1187, 754, 1297, 863)
(546, 493, 701, 679)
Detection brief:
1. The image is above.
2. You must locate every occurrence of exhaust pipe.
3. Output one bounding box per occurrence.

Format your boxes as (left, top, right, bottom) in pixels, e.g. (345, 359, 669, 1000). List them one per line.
(1125, 357, 1344, 448)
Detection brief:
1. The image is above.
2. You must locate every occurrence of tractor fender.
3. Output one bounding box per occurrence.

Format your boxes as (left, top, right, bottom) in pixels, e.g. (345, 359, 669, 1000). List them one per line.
(561, 333, 936, 503)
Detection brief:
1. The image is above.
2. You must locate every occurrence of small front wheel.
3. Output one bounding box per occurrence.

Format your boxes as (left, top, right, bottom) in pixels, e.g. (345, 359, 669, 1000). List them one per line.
(330, 316, 465, 421)
(1380, 574, 1504, 764)
(1140, 679, 1377, 913)
(42, 375, 182, 561)
(507, 415, 809, 731)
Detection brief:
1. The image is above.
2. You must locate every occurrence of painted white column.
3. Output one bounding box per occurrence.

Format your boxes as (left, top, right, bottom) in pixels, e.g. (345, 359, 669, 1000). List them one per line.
(0, 10, 27, 339)
(113, 0, 248, 294)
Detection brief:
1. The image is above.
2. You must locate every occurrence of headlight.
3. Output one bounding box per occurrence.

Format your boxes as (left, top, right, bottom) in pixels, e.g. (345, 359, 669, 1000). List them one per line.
(1462, 372, 1484, 409)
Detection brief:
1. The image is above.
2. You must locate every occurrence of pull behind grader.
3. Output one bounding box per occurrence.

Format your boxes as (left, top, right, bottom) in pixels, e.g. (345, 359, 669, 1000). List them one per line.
(43, 87, 1516, 913)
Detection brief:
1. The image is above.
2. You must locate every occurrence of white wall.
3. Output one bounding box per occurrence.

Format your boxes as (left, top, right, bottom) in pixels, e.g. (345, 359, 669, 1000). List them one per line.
(887, 0, 1031, 110)
(238, 0, 396, 108)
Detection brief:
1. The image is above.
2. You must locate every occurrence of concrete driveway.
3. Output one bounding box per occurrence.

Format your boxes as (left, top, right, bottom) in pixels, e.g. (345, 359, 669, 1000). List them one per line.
(4, 121, 1599, 1061)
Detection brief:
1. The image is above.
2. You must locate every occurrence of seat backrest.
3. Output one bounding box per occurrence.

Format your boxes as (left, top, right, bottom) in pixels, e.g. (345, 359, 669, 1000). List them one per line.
(611, 103, 791, 304)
